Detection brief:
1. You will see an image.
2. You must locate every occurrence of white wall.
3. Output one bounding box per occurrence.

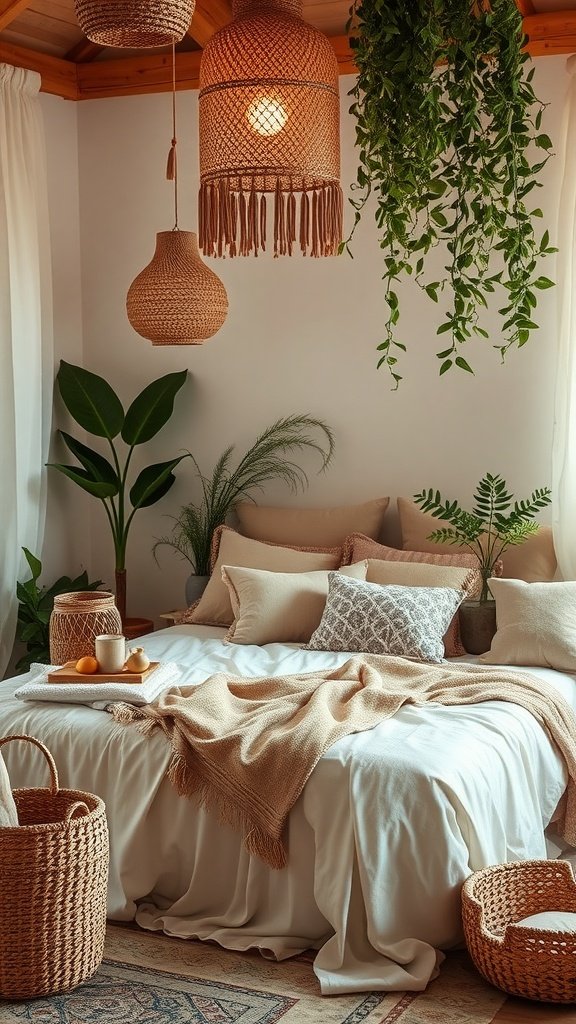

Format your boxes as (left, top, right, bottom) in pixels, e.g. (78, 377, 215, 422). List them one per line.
(70, 57, 570, 623)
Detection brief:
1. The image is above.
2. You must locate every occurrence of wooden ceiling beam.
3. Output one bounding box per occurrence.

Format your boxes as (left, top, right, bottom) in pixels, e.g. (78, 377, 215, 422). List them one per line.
(523, 11, 576, 55)
(0, 40, 77, 99)
(4, 13, 576, 102)
(187, 0, 232, 48)
(65, 38, 105, 63)
(0, 0, 31, 32)
(76, 49, 202, 100)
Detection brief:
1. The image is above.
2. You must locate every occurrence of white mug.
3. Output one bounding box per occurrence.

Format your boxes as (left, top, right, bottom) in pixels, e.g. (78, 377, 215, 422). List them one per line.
(95, 634, 126, 674)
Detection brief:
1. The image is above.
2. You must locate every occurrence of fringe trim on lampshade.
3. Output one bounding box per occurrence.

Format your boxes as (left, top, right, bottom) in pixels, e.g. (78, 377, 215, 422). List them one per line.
(199, 178, 343, 258)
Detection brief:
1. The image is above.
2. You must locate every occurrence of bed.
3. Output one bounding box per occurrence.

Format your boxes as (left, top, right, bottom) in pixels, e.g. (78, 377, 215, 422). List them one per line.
(1, 620, 575, 995)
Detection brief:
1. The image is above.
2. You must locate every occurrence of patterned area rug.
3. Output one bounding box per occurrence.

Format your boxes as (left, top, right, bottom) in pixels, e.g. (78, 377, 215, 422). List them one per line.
(2, 924, 506, 1023)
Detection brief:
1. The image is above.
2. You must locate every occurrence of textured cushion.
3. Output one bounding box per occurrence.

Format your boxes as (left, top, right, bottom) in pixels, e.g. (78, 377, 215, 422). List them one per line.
(235, 497, 389, 548)
(480, 578, 576, 671)
(305, 573, 465, 663)
(189, 527, 341, 627)
(364, 559, 477, 657)
(343, 534, 483, 598)
(397, 497, 555, 582)
(222, 561, 368, 645)
(515, 912, 576, 933)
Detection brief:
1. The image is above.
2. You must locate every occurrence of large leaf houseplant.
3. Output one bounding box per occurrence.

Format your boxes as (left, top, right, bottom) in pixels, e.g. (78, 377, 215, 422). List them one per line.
(48, 361, 188, 623)
(153, 414, 335, 601)
(346, 0, 555, 386)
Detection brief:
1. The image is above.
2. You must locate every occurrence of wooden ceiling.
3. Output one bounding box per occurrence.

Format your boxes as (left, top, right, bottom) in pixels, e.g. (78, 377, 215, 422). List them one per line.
(0, 0, 575, 102)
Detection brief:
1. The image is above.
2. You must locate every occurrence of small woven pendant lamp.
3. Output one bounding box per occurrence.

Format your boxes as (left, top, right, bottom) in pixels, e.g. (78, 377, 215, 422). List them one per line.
(74, 0, 196, 48)
(198, 0, 343, 258)
(126, 46, 228, 345)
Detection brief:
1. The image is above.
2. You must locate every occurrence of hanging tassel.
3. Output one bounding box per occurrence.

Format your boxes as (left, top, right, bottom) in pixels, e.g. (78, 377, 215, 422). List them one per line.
(166, 138, 177, 181)
(248, 179, 258, 255)
(311, 190, 319, 258)
(300, 189, 310, 256)
(229, 192, 238, 258)
(260, 194, 267, 253)
(287, 184, 296, 257)
(273, 178, 282, 257)
(239, 186, 248, 256)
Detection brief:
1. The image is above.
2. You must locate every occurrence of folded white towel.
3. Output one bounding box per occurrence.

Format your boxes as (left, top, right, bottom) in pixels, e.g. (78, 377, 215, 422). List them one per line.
(15, 661, 183, 708)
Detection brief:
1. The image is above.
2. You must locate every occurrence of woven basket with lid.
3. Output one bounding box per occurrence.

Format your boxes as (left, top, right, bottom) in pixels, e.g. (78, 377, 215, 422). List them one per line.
(0, 735, 109, 1000)
(49, 591, 122, 665)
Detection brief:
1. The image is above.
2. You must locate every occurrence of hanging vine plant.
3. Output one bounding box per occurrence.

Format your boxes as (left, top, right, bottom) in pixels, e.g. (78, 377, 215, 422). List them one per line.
(346, 0, 555, 387)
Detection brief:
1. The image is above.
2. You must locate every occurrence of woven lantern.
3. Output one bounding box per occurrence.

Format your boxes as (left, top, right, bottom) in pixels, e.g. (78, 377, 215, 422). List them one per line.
(198, 0, 343, 258)
(127, 230, 228, 344)
(74, 0, 195, 47)
(127, 45, 228, 345)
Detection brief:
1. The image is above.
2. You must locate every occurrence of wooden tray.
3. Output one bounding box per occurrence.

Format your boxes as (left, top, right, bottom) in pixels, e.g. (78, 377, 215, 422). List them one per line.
(47, 661, 159, 684)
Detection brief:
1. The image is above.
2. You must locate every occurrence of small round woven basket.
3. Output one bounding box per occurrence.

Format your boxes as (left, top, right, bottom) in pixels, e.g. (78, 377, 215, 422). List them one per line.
(462, 860, 576, 1003)
(49, 591, 122, 665)
(0, 735, 109, 1000)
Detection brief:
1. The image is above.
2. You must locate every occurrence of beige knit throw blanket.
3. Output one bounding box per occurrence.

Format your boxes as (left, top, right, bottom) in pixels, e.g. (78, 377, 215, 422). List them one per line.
(112, 655, 576, 869)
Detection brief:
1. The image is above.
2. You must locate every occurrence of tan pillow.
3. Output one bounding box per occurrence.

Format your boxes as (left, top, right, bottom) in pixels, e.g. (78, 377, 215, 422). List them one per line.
(222, 561, 368, 645)
(189, 527, 341, 626)
(365, 559, 476, 657)
(480, 578, 576, 671)
(343, 533, 482, 597)
(235, 497, 389, 547)
(397, 498, 549, 581)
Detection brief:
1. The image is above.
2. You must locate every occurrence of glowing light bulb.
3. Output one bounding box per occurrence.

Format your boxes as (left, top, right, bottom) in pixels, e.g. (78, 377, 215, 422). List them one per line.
(246, 95, 288, 136)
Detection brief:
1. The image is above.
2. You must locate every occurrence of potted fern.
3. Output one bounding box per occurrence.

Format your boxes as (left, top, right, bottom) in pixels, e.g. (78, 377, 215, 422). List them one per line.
(414, 473, 552, 653)
(153, 414, 335, 604)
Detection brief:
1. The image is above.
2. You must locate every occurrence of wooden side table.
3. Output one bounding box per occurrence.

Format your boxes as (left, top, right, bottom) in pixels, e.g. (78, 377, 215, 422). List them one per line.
(159, 611, 186, 627)
(123, 617, 155, 641)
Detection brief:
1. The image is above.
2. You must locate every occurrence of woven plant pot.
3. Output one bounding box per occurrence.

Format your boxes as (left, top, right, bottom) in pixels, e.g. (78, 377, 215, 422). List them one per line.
(49, 591, 122, 665)
(74, 0, 196, 47)
(0, 735, 109, 1000)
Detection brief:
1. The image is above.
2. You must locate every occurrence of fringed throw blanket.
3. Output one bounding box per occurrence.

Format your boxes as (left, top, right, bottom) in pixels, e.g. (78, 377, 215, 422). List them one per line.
(112, 655, 576, 868)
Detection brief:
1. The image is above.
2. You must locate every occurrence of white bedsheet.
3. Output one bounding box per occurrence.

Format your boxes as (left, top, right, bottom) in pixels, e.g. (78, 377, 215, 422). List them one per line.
(1, 624, 574, 994)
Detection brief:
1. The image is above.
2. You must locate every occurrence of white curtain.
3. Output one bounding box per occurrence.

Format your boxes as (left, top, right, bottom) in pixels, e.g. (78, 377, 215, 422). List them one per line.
(0, 64, 53, 677)
(552, 57, 576, 582)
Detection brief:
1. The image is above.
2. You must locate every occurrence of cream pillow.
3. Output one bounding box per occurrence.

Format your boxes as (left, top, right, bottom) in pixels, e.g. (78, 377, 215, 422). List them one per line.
(480, 578, 576, 671)
(222, 561, 368, 645)
(189, 528, 341, 626)
(397, 497, 555, 582)
(515, 912, 576, 932)
(364, 559, 476, 657)
(235, 497, 389, 547)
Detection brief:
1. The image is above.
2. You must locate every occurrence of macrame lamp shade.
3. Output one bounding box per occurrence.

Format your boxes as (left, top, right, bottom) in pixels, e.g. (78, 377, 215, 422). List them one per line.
(198, 0, 343, 258)
(74, 0, 196, 47)
(126, 230, 228, 345)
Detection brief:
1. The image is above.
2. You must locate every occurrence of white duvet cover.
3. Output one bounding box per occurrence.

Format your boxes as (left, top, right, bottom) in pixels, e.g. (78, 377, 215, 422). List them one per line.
(1, 624, 574, 994)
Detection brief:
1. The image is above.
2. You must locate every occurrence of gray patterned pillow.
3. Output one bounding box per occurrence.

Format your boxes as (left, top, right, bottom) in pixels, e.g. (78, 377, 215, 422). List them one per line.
(305, 572, 465, 663)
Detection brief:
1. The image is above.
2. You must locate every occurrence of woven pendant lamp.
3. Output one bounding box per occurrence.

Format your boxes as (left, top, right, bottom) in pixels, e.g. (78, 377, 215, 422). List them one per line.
(198, 0, 343, 258)
(74, 0, 195, 47)
(126, 46, 228, 345)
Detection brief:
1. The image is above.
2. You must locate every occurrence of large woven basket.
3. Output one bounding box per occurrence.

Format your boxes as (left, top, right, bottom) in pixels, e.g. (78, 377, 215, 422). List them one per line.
(0, 735, 109, 1000)
(49, 591, 122, 665)
(462, 860, 576, 1003)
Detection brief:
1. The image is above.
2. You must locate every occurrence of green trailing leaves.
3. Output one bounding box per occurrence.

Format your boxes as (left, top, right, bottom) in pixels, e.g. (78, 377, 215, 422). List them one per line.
(414, 472, 552, 601)
(347, 0, 555, 384)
